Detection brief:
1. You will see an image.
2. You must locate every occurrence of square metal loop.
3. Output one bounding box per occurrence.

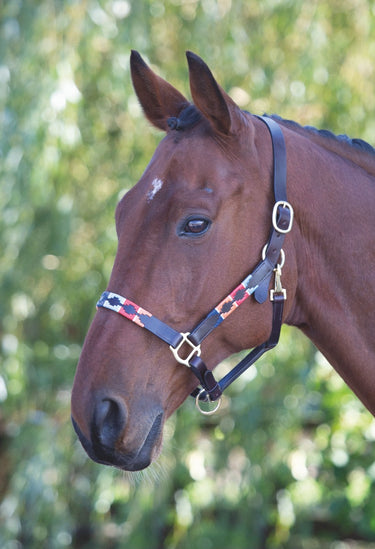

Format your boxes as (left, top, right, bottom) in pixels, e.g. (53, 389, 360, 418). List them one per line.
(170, 332, 201, 367)
(270, 288, 287, 301)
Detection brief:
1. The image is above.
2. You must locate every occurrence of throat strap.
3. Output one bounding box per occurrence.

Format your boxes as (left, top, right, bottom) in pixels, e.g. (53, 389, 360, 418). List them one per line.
(190, 292, 285, 403)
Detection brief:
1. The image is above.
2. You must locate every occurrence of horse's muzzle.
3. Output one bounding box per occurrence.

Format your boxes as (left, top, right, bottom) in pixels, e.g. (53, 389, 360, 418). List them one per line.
(71, 397, 164, 471)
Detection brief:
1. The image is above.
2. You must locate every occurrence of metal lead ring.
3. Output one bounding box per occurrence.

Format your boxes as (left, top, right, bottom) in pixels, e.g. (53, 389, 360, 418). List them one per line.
(262, 245, 285, 269)
(195, 389, 222, 415)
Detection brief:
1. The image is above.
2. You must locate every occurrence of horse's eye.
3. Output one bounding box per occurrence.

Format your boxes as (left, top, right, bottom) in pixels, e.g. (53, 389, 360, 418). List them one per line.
(180, 217, 211, 236)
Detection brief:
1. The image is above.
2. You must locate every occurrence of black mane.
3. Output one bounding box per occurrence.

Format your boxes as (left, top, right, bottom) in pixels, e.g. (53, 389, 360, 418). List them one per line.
(270, 114, 375, 156)
(167, 106, 375, 157)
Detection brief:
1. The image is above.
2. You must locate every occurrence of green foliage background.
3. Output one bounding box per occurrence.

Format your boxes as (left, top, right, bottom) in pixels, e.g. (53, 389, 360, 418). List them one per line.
(1, 1, 375, 547)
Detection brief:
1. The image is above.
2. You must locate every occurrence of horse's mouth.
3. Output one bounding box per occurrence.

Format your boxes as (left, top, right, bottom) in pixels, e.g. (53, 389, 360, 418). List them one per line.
(71, 413, 164, 471)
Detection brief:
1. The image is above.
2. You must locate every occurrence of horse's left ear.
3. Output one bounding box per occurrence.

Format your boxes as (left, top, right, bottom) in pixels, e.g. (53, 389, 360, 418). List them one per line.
(186, 51, 244, 136)
(130, 50, 189, 131)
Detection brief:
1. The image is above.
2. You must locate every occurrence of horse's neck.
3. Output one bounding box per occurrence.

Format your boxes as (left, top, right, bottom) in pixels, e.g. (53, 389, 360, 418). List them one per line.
(286, 131, 375, 414)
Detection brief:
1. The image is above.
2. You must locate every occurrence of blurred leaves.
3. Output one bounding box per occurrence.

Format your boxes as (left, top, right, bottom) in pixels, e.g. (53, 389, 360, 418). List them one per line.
(1, 0, 375, 547)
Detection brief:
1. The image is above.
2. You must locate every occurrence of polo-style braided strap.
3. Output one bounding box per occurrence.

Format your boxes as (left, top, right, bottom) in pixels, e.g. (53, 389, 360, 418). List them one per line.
(97, 292, 183, 348)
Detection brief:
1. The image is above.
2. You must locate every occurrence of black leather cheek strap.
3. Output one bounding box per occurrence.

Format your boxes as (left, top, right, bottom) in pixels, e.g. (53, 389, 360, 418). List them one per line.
(254, 115, 289, 304)
(258, 115, 287, 202)
(190, 116, 291, 402)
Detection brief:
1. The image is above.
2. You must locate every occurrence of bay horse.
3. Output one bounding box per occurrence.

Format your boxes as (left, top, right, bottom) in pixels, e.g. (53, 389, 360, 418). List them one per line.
(71, 51, 375, 471)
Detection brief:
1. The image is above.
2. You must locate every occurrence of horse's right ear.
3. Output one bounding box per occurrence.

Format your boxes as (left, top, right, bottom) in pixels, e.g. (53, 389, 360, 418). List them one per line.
(130, 51, 189, 131)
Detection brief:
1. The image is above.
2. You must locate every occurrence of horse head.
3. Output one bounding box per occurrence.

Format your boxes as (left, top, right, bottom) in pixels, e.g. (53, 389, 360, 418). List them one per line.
(71, 51, 297, 471)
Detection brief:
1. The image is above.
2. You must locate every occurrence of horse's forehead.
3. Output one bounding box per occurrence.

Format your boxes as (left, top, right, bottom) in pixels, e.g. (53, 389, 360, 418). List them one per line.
(150, 133, 235, 187)
(117, 132, 244, 225)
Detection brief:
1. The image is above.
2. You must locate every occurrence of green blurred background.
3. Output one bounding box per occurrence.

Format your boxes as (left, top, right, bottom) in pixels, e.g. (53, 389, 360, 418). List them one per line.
(1, 1, 375, 547)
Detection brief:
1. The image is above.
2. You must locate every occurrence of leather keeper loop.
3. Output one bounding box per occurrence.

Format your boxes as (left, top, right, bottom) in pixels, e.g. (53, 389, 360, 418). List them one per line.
(189, 356, 222, 401)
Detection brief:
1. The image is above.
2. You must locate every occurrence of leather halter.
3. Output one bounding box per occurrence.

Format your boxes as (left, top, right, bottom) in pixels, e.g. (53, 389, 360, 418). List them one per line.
(96, 116, 293, 413)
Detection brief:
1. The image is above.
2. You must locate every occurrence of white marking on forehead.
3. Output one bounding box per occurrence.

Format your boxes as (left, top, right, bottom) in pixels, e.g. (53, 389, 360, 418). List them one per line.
(147, 178, 164, 202)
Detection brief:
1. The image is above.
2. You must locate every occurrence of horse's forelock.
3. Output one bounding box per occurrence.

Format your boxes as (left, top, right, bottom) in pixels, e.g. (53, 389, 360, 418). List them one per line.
(167, 105, 202, 132)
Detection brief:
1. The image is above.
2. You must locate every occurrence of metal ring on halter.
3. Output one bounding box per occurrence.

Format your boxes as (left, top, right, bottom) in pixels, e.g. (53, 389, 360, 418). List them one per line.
(262, 245, 285, 269)
(195, 389, 222, 415)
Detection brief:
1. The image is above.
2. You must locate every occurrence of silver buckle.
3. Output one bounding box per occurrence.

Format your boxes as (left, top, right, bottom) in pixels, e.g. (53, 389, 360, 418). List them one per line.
(272, 201, 294, 234)
(170, 332, 201, 367)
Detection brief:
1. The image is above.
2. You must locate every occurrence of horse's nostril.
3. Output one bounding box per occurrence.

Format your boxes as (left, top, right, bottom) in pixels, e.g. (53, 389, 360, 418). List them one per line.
(93, 397, 127, 448)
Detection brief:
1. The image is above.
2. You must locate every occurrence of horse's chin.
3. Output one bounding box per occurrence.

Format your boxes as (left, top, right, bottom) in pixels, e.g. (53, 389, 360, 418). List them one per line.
(71, 413, 164, 472)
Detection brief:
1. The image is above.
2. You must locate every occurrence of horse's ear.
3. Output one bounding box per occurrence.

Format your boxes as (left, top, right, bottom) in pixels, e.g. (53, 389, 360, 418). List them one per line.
(186, 51, 243, 136)
(130, 50, 189, 131)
